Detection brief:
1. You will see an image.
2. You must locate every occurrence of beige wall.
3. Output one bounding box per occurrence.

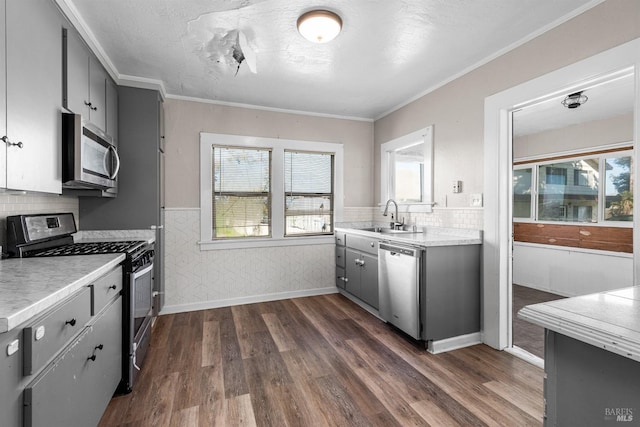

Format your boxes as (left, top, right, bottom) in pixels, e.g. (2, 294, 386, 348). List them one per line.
(374, 0, 640, 208)
(163, 100, 374, 208)
(514, 113, 633, 159)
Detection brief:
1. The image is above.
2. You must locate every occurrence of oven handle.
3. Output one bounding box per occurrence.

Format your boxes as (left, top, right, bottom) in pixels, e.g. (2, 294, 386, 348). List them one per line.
(132, 263, 154, 279)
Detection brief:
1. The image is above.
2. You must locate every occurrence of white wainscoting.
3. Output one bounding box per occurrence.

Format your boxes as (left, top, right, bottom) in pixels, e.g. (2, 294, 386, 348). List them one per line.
(513, 242, 633, 297)
(162, 208, 337, 313)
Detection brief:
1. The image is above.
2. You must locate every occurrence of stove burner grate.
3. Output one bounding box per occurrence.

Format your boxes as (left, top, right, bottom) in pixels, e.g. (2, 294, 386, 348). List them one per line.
(33, 241, 144, 257)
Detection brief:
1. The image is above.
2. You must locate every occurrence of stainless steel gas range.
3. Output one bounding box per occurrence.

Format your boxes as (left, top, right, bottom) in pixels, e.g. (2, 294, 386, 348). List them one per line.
(6, 212, 154, 394)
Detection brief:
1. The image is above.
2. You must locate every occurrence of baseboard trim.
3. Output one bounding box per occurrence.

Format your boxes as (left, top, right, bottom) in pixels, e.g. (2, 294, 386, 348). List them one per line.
(427, 332, 482, 354)
(505, 345, 545, 369)
(160, 287, 339, 315)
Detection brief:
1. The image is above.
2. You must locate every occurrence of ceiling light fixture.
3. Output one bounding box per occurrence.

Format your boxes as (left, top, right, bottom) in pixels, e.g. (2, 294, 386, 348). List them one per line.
(297, 10, 342, 43)
(561, 91, 588, 109)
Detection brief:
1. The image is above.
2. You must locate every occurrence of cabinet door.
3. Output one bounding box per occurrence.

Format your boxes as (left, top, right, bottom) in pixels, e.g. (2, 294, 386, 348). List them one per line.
(360, 253, 379, 309)
(0, 328, 23, 427)
(345, 248, 362, 298)
(0, 0, 6, 189)
(64, 28, 90, 118)
(89, 57, 107, 131)
(24, 298, 122, 427)
(6, 0, 62, 193)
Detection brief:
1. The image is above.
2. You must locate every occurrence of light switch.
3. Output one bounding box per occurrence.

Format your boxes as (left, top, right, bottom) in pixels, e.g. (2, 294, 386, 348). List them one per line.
(471, 193, 483, 207)
(452, 180, 462, 193)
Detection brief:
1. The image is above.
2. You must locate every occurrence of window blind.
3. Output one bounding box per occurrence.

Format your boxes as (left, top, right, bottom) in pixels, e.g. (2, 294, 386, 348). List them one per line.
(212, 145, 271, 238)
(284, 150, 334, 236)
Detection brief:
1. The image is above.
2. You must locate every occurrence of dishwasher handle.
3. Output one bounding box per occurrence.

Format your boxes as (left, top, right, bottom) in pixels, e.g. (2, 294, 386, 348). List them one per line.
(379, 243, 420, 257)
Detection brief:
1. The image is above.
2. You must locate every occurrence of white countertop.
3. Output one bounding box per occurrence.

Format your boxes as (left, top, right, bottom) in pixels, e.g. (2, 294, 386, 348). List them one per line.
(0, 254, 125, 333)
(335, 225, 482, 247)
(519, 286, 640, 362)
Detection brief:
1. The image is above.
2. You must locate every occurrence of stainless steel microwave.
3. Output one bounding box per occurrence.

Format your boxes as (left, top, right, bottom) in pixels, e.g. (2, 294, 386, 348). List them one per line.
(62, 113, 120, 192)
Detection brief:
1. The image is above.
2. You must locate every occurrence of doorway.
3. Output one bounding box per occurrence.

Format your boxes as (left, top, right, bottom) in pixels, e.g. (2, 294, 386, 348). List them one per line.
(482, 38, 640, 353)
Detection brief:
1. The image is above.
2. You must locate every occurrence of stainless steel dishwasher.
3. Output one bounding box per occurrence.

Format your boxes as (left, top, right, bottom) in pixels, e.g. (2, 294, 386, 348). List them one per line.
(378, 242, 422, 339)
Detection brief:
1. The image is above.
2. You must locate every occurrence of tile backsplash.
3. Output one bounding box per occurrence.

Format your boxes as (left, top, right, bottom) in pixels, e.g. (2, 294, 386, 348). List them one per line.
(0, 193, 79, 251)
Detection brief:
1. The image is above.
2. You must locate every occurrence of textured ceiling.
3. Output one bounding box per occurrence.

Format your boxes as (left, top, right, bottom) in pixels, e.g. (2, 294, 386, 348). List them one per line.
(59, 0, 602, 120)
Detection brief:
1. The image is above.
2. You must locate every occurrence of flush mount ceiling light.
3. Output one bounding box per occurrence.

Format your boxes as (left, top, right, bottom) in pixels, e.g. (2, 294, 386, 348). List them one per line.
(561, 91, 588, 109)
(297, 10, 342, 43)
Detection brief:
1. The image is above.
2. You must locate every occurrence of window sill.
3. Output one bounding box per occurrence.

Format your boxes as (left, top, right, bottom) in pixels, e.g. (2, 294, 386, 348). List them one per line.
(198, 235, 335, 250)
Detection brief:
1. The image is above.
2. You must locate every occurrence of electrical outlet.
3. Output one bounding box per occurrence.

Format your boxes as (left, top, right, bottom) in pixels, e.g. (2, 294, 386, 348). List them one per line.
(452, 180, 462, 193)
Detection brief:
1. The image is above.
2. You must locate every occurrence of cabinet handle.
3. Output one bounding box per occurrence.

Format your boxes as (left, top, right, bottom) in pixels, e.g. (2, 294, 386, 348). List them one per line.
(91, 105, 98, 111)
(84, 100, 93, 108)
(87, 355, 96, 362)
(1, 136, 23, 148)
(95, 344, 104, 351)
(65, 318, 77, 327)
(109, 285, 117, 290)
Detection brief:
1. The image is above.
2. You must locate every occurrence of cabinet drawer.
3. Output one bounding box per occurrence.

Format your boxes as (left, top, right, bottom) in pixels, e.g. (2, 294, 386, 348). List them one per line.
(347, 234, 379, 255)
(335, 247, 346, 268)
(23, 286, 92, 376)
(24, 297, 122, 427)
(334, 231, 346, 247)
(92, 267, 123, 315)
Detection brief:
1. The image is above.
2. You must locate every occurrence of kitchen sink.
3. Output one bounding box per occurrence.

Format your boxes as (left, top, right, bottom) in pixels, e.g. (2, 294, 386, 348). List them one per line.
(359, 227, 420, 234)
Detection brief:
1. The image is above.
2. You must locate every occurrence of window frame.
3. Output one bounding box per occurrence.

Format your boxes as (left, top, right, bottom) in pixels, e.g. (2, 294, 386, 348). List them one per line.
(380, 126, 434, 213)
(513, 145, 633, 227)
(200, 133, 344, 250)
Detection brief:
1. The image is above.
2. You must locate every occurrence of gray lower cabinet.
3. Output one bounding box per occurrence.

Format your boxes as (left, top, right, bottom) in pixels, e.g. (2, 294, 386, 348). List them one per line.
(544, 331, 640, 426)
(421, 244, 480, 341)
(341, 233, 379, 309)
(0, 266, 122, 426)
(24, 297, 122, 427)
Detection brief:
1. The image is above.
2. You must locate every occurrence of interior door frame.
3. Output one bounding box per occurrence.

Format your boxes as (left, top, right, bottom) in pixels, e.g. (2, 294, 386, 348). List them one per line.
(482, 38, 640, 350)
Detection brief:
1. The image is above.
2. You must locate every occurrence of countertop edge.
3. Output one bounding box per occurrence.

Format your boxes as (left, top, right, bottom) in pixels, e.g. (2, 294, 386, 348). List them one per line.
(335, 227, 482, 246)
(519, 304, 640, 362)
(1, 254, 125, 333)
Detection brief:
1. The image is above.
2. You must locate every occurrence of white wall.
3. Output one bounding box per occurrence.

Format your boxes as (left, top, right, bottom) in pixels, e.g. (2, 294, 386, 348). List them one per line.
(513, 243, 633, 296)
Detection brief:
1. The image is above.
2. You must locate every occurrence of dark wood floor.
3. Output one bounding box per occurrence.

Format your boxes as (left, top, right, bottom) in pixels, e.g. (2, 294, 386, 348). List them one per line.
(99, 293, 544, 426)
(512, 284, 564, 359)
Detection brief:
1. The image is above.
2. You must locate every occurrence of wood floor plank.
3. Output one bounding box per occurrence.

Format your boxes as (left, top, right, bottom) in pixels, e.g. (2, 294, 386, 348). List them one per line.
(99, 294, 544, 427)
(169, 405, 199, 427)
(261, 312, 297, 352)
(202, 320, 221, 367)
(411, 399, 463, 427)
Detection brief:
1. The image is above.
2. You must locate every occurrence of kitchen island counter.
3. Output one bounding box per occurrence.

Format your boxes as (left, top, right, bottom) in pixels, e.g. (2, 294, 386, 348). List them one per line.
(519, 286, 640, 362)
(519, 287, 640, 426)
(0, 254, 124, 333)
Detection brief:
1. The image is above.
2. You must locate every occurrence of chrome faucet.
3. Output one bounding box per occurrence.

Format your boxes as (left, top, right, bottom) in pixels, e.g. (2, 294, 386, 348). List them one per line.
(383, 199, 404, 230)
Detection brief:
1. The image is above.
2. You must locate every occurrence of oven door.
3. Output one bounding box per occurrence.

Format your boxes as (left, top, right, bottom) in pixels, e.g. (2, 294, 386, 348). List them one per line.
(125, 260, 153, 392)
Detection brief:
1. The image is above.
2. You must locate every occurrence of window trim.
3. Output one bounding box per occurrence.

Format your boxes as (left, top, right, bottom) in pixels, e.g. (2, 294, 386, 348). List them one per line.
(200, 133, 344, 250)
(380, 126, 434, 213)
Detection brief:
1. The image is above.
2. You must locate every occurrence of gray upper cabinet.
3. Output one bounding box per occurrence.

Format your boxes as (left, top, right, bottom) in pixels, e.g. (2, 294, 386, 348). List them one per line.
(64, 28, 107, 132)
(106, 78, 118, 144)
(1, 0, 63, 194)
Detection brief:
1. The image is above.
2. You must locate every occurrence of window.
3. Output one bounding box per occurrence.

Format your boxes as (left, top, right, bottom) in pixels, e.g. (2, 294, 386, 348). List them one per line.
(380, 126, 433, 212)
(200, 133, 343, 249)
(513, 148, 633, 225)
(212, 146, 271, 238)
(513, 168, 532, 218)
(284, 150, 334, 236)
(538, 160, 598, 222)
(604, 155, 633, 222)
